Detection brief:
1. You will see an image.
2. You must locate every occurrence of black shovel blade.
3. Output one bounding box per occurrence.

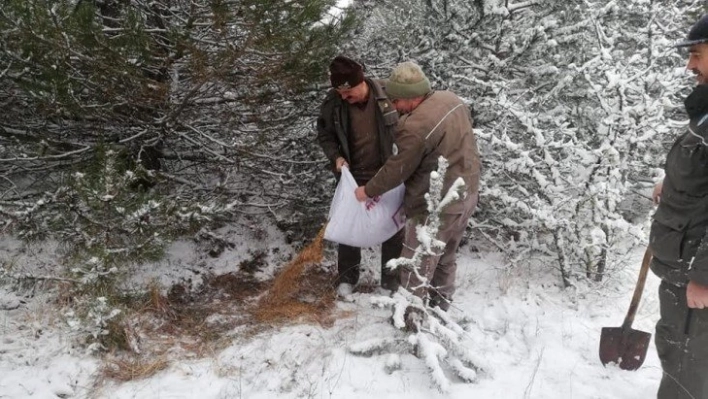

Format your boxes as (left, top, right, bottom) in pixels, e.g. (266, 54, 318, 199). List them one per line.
(599, 326, 652, 371)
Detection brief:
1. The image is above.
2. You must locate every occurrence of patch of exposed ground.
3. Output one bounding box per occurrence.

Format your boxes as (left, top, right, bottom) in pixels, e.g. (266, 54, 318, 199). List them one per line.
(99, 229, 339, 383)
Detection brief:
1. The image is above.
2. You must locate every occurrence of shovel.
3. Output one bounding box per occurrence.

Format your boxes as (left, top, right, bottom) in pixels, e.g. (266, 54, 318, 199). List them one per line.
(599, 247, 652, 371)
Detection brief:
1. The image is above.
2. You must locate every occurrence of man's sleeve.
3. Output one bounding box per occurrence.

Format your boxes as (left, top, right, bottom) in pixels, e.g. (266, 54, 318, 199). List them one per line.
(690, 228, 708, 286)
(365, 128, 425, 197)
(316, 96, 341, 168)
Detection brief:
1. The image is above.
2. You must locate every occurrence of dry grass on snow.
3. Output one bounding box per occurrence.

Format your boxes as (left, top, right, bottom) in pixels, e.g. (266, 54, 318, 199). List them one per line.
(97, 226, 340, 384)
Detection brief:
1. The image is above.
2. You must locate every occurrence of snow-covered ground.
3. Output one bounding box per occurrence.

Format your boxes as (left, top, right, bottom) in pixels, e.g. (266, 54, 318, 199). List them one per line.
(0, 223, 662, 399)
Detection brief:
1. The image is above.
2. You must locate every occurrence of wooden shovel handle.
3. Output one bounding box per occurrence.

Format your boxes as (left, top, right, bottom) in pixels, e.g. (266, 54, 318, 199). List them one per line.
(622, 247, 652, 330)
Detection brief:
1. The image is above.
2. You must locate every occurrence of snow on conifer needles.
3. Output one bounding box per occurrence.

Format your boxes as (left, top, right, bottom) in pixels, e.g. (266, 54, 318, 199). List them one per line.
(354, 290, 487, 392)
(350, 157, 485, 392)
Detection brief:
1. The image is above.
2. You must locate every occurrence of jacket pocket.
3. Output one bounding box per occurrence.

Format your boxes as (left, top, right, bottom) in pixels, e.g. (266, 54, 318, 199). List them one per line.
(650, 207, 691, 261)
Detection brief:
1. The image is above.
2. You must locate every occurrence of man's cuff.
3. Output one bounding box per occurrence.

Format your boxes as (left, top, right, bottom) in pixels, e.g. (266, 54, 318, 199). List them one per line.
(364, 182, 382, 198)
(688, 268, 708, 287)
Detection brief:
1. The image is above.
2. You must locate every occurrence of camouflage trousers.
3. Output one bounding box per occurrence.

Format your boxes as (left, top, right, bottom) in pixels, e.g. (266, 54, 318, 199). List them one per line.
(656, 280, 708, 399)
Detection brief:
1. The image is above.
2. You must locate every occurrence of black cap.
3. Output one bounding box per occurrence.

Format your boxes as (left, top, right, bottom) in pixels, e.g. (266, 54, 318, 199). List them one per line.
(676, 15, 708, 47)
(329, 56, 364, 90)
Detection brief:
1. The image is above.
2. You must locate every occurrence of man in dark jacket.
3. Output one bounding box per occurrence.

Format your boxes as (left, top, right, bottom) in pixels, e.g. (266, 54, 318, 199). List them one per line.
(316, 55, 403, 296)
(649, 14, 708, 399)
(354, 61, 481, 311)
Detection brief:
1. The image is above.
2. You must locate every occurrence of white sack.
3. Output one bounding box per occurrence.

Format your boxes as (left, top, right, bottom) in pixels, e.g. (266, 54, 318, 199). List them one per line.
(324, 167, 405, 247)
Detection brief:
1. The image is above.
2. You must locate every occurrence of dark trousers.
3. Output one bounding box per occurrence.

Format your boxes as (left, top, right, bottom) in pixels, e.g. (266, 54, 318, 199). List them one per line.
(656, 280, 708, 399)
(336, 228, 404, 290)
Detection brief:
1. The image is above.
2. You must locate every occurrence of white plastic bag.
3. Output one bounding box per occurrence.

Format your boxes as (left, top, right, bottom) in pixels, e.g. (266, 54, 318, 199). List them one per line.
(324, 167, 405, 247)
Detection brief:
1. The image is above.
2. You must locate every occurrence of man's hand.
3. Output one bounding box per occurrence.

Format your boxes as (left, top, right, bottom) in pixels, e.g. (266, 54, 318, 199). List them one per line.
(687, 280, 708, 309)
(355, 186, 368, 202)
(652, 180, 664, 205)
(335, 157, 348, 172)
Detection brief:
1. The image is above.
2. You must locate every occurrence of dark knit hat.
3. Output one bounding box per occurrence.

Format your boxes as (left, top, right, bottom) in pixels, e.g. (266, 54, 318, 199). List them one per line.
(676, 15, 708, 47)
(329, 56, 364, 90)
(386, 61, 432, 100)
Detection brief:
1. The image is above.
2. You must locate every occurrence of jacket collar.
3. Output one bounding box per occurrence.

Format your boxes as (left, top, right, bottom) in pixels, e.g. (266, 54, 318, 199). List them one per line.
(684, 84, 708, 120)
(367, 78, 389, 101)
(685, 85, 708, 142)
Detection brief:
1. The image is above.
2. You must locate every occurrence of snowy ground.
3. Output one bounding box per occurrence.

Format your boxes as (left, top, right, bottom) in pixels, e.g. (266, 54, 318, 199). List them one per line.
(0, 223, 662, 399)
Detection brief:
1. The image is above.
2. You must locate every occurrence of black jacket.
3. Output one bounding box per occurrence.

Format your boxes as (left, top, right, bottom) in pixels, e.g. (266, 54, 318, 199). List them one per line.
(650, 85, 708, 286)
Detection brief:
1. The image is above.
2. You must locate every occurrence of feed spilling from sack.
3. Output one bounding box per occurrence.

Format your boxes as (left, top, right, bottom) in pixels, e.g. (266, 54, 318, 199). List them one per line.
(254, 227, 337, 324)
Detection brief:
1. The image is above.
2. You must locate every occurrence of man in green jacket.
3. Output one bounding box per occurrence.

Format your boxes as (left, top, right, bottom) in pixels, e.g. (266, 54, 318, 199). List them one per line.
(316, 55, 403, 296)
(355, 61, 481, 311)
(649, 14, 708, 399)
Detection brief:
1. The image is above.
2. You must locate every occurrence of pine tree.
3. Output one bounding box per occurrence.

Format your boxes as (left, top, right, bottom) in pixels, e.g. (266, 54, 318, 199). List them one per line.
(350, 0, 701, 285)
(1, 0, 355, 253)
(0, 0, 356, 349)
